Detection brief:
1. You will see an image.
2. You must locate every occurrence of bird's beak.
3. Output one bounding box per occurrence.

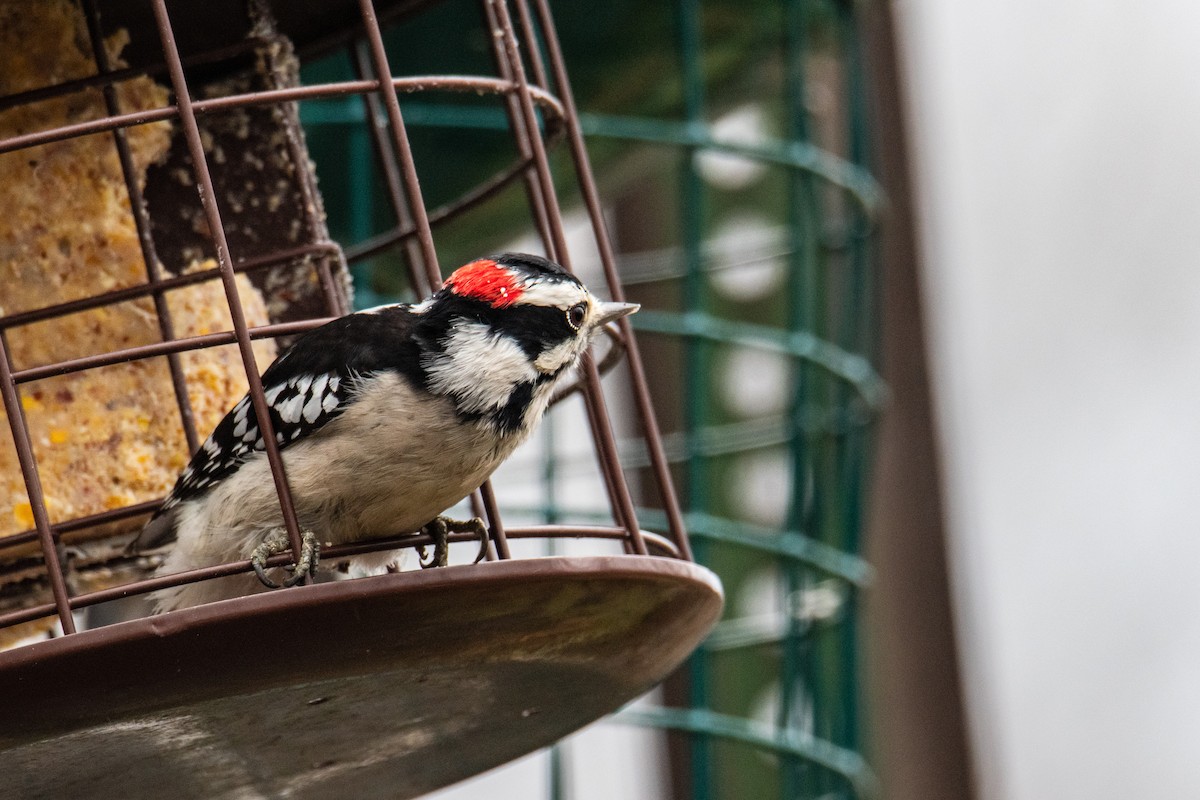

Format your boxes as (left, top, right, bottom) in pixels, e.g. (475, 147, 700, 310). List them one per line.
(592, 300, 640, 327)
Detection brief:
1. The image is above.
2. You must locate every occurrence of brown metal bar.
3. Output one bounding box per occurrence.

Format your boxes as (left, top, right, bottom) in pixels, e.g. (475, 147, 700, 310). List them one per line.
(356, 0, 441, 289)
(483, 0, 623, 541)
(479, 0, 554, 255)
(81, 0, 201, 454)
(351, 42, 431, 297)
(481, 0, 626, 554)
(0, 242, 340, 332)
(0, 501, 160, 553)
(344, 156, 538, 264)
(0, 78, 567, 157)
(478, 480, 512, 560)
(487, 0, 648, 555)
(0, 525, 678, 632)
(0, 37, 269, 114)
(0, 332, 75, 633)
(512, 0, 550, 90)
(11, 320, 331, 385)
(0, 105, 176, 156)
(195, 76, 566, 118)
(151, 0, 307, 564)
(529, 0, 693, 560)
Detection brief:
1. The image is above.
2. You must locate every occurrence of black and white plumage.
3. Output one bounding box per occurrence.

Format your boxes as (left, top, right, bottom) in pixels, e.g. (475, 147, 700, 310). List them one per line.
(132, 253, 638, 612)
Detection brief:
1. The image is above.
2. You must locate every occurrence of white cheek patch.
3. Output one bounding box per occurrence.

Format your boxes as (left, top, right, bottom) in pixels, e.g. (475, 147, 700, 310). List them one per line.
(516, 280, 588, 308)
(423, 320, 537, 413)
(534, 338, 583, 374)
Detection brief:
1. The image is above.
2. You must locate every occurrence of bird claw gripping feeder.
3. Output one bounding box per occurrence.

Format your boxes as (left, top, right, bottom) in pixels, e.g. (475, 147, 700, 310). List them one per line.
(0, 1, 719, 797)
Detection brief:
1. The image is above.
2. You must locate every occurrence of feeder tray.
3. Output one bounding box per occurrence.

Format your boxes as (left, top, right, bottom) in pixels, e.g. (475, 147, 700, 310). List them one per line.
(0, 557, 721, 799)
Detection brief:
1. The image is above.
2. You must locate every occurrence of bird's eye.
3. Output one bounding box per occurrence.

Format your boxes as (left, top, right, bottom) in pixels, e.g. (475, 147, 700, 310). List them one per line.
(566, 302, 587, 331)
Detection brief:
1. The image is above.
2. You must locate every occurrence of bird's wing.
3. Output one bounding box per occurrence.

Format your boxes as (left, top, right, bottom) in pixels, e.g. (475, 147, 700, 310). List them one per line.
(131, 307, 422, 550)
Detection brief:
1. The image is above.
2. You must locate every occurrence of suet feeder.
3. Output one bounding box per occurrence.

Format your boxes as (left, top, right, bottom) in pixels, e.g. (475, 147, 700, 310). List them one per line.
(0, 1, 720, 796)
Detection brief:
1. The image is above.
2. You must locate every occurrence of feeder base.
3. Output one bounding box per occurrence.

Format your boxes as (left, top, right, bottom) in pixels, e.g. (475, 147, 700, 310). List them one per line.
(0, 555, 722, 799)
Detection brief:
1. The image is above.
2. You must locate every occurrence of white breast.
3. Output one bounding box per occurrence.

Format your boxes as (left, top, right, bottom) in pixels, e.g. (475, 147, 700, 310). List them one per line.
(289, 372, 525, 536)
(154, 372, 541, 611)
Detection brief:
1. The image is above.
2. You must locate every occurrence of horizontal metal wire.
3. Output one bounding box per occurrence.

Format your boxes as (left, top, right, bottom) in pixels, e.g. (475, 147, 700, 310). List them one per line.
(344, 156, 541, 263)
(11, 319, 332, 384)
(0, 37, 270, 114)
(615, 706, 878, 799)
(494, 506, 871, 588)
(633, 509, 872, 587)
(633, 310, 887, 408)
(0, 243, 340, 332)
(301, 100, 881, 215)
(578, 112, 883, 218)
(0, 525, 678, 631)
(0, 76, 565, 156)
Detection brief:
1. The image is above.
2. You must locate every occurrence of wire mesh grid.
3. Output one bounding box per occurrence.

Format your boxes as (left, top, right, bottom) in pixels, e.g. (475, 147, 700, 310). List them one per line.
(615, 1, 881, 795)
(0, 0, 691, 642)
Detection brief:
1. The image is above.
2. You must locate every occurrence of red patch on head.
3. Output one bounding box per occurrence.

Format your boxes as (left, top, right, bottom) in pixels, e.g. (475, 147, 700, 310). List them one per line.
(444, 259, 524, 308)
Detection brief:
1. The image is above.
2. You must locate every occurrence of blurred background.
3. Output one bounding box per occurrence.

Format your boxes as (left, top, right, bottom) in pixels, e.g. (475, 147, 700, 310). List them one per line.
(302, 0, 1200, 798)
(895, 1, 1200, 798)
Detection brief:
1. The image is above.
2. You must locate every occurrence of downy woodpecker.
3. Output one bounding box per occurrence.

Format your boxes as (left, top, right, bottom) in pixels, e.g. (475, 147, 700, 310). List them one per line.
(131, 253, 638, 613)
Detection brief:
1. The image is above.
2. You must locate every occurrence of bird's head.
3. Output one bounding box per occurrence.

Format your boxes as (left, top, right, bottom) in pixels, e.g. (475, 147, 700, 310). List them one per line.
(440, 253, 638, 371)
(416, 253, 638, 433)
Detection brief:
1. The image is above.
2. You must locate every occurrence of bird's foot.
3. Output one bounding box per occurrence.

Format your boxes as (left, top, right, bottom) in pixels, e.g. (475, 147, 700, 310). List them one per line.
(418, 516, 489, 568)
(251, 529, 321, 589)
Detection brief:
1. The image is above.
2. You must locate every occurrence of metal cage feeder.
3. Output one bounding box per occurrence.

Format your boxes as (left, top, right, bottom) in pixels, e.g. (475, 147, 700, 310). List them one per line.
(0, 1, 721, 796)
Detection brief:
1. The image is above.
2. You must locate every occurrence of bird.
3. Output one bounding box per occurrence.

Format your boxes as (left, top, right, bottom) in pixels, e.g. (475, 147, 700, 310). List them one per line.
(130, 253, 638, 613)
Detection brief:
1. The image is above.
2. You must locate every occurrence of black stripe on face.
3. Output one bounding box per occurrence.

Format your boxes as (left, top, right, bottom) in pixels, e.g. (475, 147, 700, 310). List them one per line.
(492, 380, 536, 434)
(422, 296, 578, 359)
(491, 368, 561, 434)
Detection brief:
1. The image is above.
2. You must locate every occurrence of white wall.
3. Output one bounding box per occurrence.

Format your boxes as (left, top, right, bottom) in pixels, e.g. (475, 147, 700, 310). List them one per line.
(894, 1, 1200, 797)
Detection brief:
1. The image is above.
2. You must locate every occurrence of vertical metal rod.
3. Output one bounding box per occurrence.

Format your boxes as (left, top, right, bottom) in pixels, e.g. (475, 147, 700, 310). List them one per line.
(0, 333, 75, 633)
(549, 741, 567, 800)
(81, 0, 201, 454)
(540, 414, 561, 525)
(479, 0, 554, 258)
(836, 0, 871, 764)
(150, 0, 306, 563)
(578, 352, 628, 546)
(351, 41, 431, 298)
(527, 0, 693, 561)
(478, 481, 511, 560)
(511, 0, 549, 90)
(356, 0, 441, 290)
(488, 0, 648, 556)
(782, 0, 826, 792)
(672, 0, 714, 793)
